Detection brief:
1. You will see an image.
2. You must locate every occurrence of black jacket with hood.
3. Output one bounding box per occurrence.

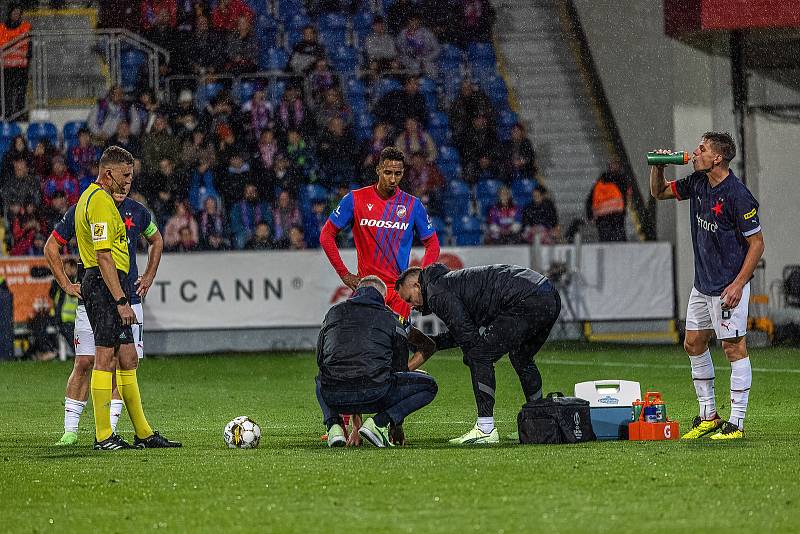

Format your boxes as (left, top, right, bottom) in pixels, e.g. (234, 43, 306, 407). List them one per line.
(317, 286, 409, 391)
(419, 263, 548, 358)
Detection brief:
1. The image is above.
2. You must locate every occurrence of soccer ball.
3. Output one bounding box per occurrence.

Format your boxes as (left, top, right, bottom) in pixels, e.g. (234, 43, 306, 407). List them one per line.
(223, 416, 262, 449)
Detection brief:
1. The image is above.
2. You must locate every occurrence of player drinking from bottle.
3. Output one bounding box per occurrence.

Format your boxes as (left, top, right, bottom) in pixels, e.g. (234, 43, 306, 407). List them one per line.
(650, 132, 764, 440)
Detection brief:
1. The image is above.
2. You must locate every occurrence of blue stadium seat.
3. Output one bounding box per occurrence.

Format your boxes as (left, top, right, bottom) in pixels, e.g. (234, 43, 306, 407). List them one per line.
(372, 77, 402, 100)
(246, 0, 272, 15)
(467, 42, 496, 63)
(352, 11, 373, 42)
(446, 178, 470, 199)
(263, 47, 288, 71)
(238, 81, 258, 103)
(319, 12, 348, 32)
(452, 216, 483, 246)
(27, 122, 58, 147)
(299, 183, 330, 206)
(440, 44, 463, 64)
(284, 28, 303, 50)
(0, 137, 11, 157)
(268, 79, 287, 103)
(476, 179, 502, 215)
(511, 178, 538, 208)
(419, 77, 437, 95)
(430, 215, 448, 235)
(437, 161, 461, 181)
(428, 111, 448, 128)
(319, 29, 348, 49)
(437, 145, 460, 165)
(355, 112, 374, 130)
(63, 121, 86, 146)
(348, 95, 368, 116)
(356, 125, 372, 142)
(203, 82, 225, 103)
(0, 121, 22, 140)
(481, 75, 508, 105)
(283, 12, 310, 29)
(428, 125, 450, 148)
(331, 45, 358, 72)
(344, 77, 366, 98)
(254, 20, 278, 50)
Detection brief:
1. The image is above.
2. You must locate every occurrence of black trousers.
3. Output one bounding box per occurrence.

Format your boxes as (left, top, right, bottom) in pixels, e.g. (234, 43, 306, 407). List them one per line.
(465, 280, 562, 417)
(3, 67, 28, 118)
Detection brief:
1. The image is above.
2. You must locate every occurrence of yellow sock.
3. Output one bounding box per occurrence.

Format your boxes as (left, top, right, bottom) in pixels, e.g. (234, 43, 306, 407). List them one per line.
(90, 370, 113, 441)
(116, 369, 153, 439)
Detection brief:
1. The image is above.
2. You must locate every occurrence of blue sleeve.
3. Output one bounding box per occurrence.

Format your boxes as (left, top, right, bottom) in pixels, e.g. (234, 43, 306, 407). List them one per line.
(734, 186, 761, 237)
(328, 192, 354, 229)
(412, 198, 435, 240)
(52, 206, 76, 243)
(672, 173, 697, 201)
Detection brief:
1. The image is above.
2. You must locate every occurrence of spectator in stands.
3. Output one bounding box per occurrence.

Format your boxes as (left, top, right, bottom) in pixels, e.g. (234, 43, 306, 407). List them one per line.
(309, 59, 338, 105)
(170, 226, 199, 252)
(486, 186, 522, 245)
(285, 129, 316, 181)
(219, 153, 253, 209)
(277, 86, 311, 135)
(135, 89, 162, 135)
(1, 135, 31, 184)
(2, 159, 39, 207)
(99, 0, 143, 32)
(41, 191, 69, 238)
(181, 129, 216, 171)
(449, 80, 493, 147)
(585, 161, 631, 242)
(171, 89, 201, 139)
(188, 157, 221, 213)
(373, 75, 427, 130)
(467, 153, 499, 184)
(405, 150, 444, 215)
(286, 225, 307, 250)
(459, 0, 496, 45)
(106, 119, 141, 158)
(176, 0, 201, 34)
(65, 128, 98, 180)
(141, 114, 181, 176)
(42, 156, 79, 207)
(163, 200, 200, 249)
(0, 4, 31, 118)
(211, 0, 253, 32)
(358, 122, 391, 184)
(289, 25, 327, 75)
(265, 154, 302, 200)
(245, 221, 276, 250)
(87, 85, 142, 142)
(201, 90, 244, 142)
(364, 16, 399, 72)
(242, 89, 276, 140)
(395, 117, 437, 163)
(9, 200, 43, 256)
(303, 199, 328, 249)
(396, 16, 441, 77)
(252, 129, 281, 175)
(144, 157, 186, 205)
(197, 196, 226, 249)
(144, 7, 181, 72)
(272, 190, 302, 245)
(184, 14, 221, 75)
(214, 124, 240, 170)
(230, 183, 272, 249)
(522, 185, 560, 244)
(315, 87, 353, 131)
(150, 188, 174, 229)
(386, 0, 413, 35)
(141, 0, 177, 31)
(317, 117, 358, 187)
(224, 15, 258, 74)
(500, 123, 536, 182)
(30, 139, 57, 180)
(456, 113, 499, 173)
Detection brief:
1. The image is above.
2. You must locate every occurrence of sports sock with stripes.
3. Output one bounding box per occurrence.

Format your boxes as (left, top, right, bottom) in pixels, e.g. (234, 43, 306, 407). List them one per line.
(729, 357, 751, 430)
(64, 397, 86, 433)
(109, 399, 125, 433)
(689, 349, 716, 420)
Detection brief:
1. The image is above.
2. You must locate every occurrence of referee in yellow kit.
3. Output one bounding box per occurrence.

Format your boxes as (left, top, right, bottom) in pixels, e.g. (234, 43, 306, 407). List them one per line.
(75, 146, 180, 450)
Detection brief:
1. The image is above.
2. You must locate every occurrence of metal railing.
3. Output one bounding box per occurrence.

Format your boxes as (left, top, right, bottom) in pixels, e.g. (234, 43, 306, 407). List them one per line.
(1, 28, 168, 120)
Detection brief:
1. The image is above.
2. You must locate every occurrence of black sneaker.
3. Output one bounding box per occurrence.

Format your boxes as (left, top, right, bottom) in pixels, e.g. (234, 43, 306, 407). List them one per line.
(134, 431, 182, 448)
(94, 433, 135, 450)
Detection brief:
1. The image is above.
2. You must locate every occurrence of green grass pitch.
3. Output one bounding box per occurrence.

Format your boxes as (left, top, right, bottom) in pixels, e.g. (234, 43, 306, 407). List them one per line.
(1, 343, 799, 533)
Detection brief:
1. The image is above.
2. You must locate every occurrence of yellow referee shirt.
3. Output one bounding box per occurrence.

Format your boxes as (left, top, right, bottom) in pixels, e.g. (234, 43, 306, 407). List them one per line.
(75, 183, 130, 274)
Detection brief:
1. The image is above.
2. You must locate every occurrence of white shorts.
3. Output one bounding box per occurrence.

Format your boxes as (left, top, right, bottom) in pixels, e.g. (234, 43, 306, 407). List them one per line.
(685, 283, 749, 340)
(74, 303, 144, 359)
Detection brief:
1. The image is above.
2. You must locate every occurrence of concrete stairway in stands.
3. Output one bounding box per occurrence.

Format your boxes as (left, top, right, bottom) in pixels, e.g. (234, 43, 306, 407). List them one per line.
(494, 0, 608, 228)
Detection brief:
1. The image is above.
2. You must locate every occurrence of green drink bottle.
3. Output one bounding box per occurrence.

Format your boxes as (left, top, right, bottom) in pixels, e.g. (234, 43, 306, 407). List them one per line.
(646, 151, 690, 165)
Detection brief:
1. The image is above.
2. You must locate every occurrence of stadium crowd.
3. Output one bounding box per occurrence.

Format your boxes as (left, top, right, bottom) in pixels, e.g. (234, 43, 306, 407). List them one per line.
(0, 0, 577, 256)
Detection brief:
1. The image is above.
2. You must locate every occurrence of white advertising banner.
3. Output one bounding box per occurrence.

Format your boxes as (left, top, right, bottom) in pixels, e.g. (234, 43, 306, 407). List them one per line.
(140, 245, 530, 331)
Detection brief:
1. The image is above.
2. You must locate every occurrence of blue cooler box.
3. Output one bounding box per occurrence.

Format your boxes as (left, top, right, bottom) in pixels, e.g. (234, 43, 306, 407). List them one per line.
(574, 380, 642, 440)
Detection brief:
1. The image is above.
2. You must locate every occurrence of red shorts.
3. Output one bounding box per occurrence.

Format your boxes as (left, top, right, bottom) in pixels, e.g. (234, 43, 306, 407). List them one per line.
(385, 287, 411, 322)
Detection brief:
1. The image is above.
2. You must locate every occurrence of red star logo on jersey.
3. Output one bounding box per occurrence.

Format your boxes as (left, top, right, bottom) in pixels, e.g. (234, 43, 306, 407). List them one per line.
(124, 216, 135, 230)
(712, 200, 723, 217)
(74, 337, 80, 347)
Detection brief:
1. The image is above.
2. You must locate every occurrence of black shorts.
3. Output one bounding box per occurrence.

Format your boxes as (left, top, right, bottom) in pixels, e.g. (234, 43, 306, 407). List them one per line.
(82, 267, 133, 348)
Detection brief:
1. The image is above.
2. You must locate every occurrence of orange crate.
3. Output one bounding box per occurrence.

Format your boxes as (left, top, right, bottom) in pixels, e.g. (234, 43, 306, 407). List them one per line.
(627, 392, 680, 440)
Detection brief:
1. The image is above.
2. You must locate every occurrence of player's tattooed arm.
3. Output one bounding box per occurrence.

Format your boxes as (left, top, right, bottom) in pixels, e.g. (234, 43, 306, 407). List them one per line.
(407, 327, 436, 371)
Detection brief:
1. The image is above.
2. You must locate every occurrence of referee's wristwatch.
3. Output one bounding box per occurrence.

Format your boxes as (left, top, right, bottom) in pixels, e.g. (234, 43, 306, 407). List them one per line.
(115, 296, 128, 306)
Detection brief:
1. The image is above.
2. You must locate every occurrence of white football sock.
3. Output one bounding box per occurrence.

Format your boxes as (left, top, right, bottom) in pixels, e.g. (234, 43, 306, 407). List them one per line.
(476, 417, 495, 434)
(109, 399, 125, 432)
(689, 349, 716, 420)
(729, 357, 751, 430)
(64, 397, 86, 433)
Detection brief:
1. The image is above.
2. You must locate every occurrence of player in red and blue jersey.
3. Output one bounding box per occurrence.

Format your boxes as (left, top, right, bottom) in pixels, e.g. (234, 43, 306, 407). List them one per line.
(318, 146, 440, 446)
(320, 146, 440, 321)
(651, 132, 765, 441)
